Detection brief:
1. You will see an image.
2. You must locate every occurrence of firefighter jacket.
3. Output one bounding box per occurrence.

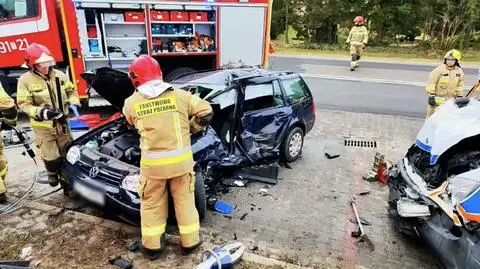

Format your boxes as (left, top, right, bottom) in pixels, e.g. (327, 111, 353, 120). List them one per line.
(0, 84, 16, 127)
(426, 64, 464, 100)
(123, 81, 212, 179)
(17, 69, 80, 129)
(347, 26, 369, 46)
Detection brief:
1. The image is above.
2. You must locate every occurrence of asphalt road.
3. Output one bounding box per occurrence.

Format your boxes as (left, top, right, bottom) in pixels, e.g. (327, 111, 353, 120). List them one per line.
(270, 55, 479, 118)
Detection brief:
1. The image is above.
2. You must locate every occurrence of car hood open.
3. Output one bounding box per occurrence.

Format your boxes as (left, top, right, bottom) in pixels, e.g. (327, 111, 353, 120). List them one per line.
(81, 67, 135, 110)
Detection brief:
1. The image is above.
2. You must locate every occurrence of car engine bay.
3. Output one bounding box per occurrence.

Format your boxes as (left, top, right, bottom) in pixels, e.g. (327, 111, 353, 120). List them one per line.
(83, 121, 141, 167)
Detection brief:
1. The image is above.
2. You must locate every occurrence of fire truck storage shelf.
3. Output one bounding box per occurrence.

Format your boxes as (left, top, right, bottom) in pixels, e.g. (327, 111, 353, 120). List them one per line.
(78, 6, 217, 70)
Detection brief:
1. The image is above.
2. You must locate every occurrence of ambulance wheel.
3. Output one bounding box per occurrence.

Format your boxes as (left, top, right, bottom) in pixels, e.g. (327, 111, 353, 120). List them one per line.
(164, 67, 196, 82)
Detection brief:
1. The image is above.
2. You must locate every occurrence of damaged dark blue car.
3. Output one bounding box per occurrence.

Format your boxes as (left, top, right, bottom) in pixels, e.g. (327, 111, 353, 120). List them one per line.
(59, 67, 315, 222)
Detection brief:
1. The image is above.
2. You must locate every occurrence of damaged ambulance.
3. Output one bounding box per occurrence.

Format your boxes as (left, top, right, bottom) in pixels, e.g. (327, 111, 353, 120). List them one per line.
(59, 67, 315, 222)
(388, 98, 480, 269)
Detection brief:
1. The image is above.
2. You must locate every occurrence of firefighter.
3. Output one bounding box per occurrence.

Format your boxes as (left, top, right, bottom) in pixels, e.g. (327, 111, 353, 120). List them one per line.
(17, 43, 80, 187)
(425, 49, 464, 118)
(0, 83, 17, 203)
(346, 16, 369, 71)
(123, 55, 212, 259)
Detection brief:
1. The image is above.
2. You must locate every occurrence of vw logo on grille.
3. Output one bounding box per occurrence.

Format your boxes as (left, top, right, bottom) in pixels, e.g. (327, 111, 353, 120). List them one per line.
(89, 166, 100, 178)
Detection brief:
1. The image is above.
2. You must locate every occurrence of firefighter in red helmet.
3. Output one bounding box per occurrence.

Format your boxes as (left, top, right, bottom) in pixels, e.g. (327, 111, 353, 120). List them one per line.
(123, 55, 212, 259)
(17, 43, 80, 187)
(346, 16, 369, 71)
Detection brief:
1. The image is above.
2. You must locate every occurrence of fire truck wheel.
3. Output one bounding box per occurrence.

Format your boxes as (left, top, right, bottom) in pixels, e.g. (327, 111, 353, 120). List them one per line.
(164, 67, 196, 82)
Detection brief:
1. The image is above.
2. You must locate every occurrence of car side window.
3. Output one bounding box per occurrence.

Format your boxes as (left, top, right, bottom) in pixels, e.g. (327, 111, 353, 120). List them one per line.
(282, 77, 309, 104)
(273, 80, 285, 107)
(244, 83, 274, 113)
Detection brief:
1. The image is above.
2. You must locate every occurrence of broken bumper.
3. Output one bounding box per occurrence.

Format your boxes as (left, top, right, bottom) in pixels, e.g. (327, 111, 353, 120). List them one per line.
(60, 161, 140, 220)
(388, 158, 433, 212)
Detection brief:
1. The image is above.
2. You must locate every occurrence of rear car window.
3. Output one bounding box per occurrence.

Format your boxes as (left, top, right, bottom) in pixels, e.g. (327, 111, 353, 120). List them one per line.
(244, 83, 274, 112)
(282, 77, 310, 104)
(0, 0, 37, 23)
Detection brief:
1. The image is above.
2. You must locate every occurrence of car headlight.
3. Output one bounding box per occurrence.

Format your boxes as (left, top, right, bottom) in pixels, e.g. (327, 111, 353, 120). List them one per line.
(449, 176, 480, 205)
(122, 173, 140, 193)
(66, 146, 80, 165)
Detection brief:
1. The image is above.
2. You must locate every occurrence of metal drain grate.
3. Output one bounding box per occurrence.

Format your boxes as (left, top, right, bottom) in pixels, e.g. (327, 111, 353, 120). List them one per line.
(344, 139, 377, 148)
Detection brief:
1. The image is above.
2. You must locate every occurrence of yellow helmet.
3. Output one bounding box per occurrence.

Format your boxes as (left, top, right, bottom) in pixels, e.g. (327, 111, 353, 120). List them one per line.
(444, 49, 462, 62)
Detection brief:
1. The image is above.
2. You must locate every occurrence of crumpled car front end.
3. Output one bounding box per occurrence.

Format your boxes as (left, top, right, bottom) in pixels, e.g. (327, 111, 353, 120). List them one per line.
(60, 116, 225, 221)
(388, 99, 480, 269)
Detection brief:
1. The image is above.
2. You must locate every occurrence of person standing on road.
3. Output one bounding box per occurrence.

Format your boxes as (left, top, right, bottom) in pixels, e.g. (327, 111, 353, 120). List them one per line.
(425, 49, 464, 118)
(0, 83, 17, 203)
(17, 43, 80, 187)
(346, 16, 369, 71)
(123, 55, 212, 260)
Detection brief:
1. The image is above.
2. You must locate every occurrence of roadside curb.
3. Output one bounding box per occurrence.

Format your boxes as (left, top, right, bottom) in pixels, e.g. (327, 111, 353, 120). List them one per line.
(25, 201, 311, 268)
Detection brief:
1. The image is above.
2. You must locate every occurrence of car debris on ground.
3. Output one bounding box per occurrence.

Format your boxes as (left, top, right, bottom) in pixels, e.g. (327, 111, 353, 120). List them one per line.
(108, 256, 133, 269)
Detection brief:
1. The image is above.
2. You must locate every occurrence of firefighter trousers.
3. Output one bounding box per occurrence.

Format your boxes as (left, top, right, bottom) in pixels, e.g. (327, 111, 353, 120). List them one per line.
(138, 172, 200, 250)
(34, 126, 72, 178)
(350, 45, 364, 68)
(0, 139, 8, 194)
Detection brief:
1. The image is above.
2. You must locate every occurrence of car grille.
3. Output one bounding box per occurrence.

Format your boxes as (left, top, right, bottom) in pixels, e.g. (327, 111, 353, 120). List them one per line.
(77, 161, 126, 185)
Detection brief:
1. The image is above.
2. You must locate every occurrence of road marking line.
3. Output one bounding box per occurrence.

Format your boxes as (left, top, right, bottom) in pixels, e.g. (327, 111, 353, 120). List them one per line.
(301, 73, 425, 87)
(301, 73, 473, 90)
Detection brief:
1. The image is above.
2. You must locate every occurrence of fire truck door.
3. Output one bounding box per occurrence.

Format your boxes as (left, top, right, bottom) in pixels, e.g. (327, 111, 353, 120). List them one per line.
(219, 6, 266, 67)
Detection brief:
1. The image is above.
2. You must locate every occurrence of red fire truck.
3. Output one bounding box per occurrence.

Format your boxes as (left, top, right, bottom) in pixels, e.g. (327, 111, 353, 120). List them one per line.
(0, 0, 272, 106)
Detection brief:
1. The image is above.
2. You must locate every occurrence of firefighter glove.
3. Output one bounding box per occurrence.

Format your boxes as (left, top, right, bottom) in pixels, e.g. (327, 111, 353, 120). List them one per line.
(69, 104, 80, 118)
(38, 108, 63, 121)
(428, 95, 436, 106)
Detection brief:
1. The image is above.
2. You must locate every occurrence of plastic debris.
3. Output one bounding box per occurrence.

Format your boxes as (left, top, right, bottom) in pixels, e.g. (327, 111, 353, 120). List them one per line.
(214, 200, 235, 215)
(108, 256, 133, 269)
(259, 188, 270, 196)
(325, 153, 340, 159)
(20, 247, 32, 261)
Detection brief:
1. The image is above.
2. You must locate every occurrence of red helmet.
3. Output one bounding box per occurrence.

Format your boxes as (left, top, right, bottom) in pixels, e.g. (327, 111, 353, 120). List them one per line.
(24, 43, 55, 69)
(128, 55, 163, 87)
(354, 16, 365, 25)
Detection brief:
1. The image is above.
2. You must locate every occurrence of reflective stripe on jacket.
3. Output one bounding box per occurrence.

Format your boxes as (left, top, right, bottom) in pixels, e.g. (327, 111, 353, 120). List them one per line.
(123, 88, 212, 179)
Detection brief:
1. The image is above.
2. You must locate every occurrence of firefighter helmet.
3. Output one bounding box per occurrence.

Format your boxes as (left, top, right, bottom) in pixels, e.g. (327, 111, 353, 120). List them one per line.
(354, 16, 365, 25)
(128, 55, 163, 87)
(444, 49, 462, 62)
(24, 43, 55, 69)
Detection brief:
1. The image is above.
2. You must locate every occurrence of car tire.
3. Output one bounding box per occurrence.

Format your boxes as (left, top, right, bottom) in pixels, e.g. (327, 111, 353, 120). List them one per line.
(281, 127, 304, 162)
(164, 67, 196, 82)
(194, 170, 207, 220)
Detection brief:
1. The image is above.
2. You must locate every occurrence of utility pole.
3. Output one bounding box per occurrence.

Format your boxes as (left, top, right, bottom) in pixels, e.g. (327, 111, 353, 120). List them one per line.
(285, 0, 289, 44)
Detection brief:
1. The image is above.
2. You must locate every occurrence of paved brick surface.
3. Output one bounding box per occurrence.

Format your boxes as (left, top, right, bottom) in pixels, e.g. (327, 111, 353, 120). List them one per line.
(0, 110, 440, 269)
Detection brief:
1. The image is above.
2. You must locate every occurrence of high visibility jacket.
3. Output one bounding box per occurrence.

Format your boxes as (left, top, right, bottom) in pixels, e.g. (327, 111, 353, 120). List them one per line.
(426, 64, 464, 99)
(123, 88, 212, 179)
(0, 84, 16, 126)
(17, 69, 80, 129)
(347, 26, 368, 46)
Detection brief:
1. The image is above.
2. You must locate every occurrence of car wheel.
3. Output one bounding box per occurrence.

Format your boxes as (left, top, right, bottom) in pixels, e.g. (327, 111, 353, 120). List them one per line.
(164, 67, 196, 82)
(282, 127, 304, 162)
(194, 169, 207, 220)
